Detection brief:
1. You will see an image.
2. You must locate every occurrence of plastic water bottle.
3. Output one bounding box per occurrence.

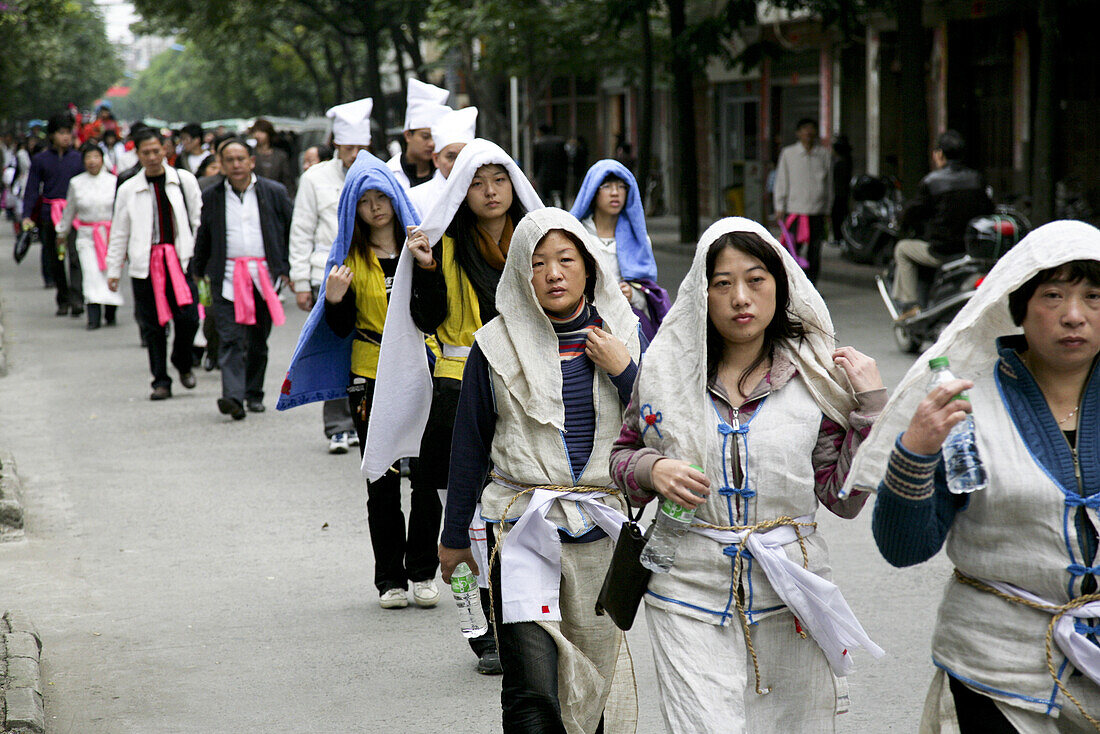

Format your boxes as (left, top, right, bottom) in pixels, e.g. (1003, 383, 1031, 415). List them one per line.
(640, 465, 704, 574)
(928, 357, 987, 494)
(450, 562, 488, 638)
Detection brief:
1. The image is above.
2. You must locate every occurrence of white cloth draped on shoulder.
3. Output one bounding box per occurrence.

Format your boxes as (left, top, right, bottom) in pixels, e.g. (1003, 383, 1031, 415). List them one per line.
(843, 219, 1100, 496)
(362, 138, 543, 481)
(636, 216, 857, 475)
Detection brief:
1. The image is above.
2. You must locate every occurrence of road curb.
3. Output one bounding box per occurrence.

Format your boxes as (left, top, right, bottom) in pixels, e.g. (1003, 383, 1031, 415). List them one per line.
(1, 610, 44, 733)
(0, 453, 24, 540)
(0, 287, 7, 377)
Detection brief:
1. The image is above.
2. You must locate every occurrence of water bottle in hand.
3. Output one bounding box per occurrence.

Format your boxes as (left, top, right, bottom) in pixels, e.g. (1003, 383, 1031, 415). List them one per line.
(640, 465, 704, 574)
(928, 357, 987, 494)
(451, 562, 488, 638)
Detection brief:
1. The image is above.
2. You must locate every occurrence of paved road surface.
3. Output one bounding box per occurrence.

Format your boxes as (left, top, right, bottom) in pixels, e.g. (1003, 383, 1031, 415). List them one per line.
(0, 230, 949, 733)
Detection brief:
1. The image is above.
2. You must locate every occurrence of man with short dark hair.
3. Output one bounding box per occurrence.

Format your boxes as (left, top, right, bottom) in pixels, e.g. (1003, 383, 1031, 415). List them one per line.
(176, 123, 208, 174)
(22, 112, 85, 315)
(106, 129, 204, 400)
(892, 130, 993, 316)
(773, 117, 832, 283)
(191, 138, 292, 420)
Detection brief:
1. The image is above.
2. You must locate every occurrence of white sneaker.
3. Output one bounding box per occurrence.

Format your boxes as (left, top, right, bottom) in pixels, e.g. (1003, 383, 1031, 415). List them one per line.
(379, 588, 408, 609)
(347, 433, 360, 447)
(328, 432, 349, 455)
(412, 580, 440, 608)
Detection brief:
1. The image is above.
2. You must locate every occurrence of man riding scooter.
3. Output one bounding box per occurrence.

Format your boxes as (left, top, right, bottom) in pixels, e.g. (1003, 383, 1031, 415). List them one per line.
(892, 130, 993, 320)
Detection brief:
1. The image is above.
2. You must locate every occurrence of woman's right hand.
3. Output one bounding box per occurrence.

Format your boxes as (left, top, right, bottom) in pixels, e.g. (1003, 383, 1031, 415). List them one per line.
(325, 265, 353, 304)
(406, 225, 434, 268)
(650, 459, 710, 509)
(900, 378, 974, 455)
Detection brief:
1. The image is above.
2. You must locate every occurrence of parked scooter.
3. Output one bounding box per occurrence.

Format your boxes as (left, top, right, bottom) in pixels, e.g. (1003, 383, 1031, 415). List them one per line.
(876, 205, 1030, 353)
(839, 174, 903, 265)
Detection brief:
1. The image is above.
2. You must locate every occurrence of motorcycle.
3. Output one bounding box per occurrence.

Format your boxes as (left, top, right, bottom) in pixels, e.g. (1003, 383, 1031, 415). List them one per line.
(876, 205, 1030, 353)
(839, 174, 903, 265)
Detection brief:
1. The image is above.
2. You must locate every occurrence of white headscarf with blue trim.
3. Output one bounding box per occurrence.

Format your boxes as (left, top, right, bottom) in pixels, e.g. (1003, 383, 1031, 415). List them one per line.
(277, 151, 420, 410)
(635, 217, 857, 473)
(569, 159, 657, 282)
(844, 220, 1100, 495)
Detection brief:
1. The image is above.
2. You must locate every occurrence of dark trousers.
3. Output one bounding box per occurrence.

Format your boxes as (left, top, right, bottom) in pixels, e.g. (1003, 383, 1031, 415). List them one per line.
(39, 219, 83, 308)
(948, 675, 1017, 733)
(487, 523, 601, 734)
(131, 274, 200, 389)
(202, 309, 219, 364)
(85, 303, 117, 328)
(212, 292, 271, 404)
(797, 213, 827, 284)
(349, 377, 442, 593)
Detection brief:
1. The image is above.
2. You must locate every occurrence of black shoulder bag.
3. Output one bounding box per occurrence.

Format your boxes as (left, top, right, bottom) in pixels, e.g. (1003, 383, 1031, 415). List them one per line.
(595, 498, 652, 631)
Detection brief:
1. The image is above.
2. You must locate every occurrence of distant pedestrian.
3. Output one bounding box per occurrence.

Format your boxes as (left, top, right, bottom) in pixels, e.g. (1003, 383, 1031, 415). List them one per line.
(774, 118, 831, 283)
(571, 159, 670, 339)
(387, 79, 450, 192)
(56, 142, 121, 329)
(22, 112, 85, 314)
(249, 119, 296, 197)
(175, 123, 208, 175)
(289, 97, 373, 454)
(533, 124, 568, 207)
(830, 134, 852, 246)
(106, 128, 203, 401)
(301, 146, 322, 173)
(191, 137, 291, 420)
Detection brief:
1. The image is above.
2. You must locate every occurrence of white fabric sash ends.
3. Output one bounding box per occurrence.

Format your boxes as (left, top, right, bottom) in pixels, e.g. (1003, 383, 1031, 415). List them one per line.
(981, 577, 1100, 687)
(689, 516, 885, 676)
(498, 484, 627, 624)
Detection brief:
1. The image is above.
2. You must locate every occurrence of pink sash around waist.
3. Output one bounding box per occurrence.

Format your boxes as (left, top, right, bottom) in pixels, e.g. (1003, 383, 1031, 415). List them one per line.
(42, 197, 66, 228)
(232, 257, 285, 326)
(149, 243, 193, 326)
(73, 218, 111, 271)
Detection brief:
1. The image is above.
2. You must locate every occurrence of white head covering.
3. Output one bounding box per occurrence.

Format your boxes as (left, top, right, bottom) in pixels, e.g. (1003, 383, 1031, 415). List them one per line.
(431, 107, 478, 151)
(481, 208, 640, 430)
(404, 79, 450, 130)
(362, 139, 544, 481)
(844, 219, 1100, 494)
(326, 97, 373, 146)
(636, 217, 857, 471)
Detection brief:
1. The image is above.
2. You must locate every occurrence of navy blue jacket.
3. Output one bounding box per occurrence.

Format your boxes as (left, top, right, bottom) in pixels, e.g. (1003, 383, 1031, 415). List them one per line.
(22, 148, 84, 221)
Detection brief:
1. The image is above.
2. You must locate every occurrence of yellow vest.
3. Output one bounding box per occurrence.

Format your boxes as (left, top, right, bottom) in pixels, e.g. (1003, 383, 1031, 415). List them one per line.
(434, 234, 484, 380)
(345, 246, 389, 379)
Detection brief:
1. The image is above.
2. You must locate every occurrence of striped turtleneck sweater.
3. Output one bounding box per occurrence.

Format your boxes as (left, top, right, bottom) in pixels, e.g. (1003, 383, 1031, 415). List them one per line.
(439, 300, 646, 549)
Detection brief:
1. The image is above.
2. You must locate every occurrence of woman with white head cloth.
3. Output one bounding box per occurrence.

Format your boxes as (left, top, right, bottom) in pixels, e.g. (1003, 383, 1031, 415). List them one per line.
(364, 138, 542, 675)
(610, 217, 887, 732)
(849, 220, 1100, 732)
(438, 207, 642, 733)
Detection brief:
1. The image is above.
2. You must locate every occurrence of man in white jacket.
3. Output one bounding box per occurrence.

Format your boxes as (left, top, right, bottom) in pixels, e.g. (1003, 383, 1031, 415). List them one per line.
(107, 128, 203, 401)
(288, 97, 372, 454)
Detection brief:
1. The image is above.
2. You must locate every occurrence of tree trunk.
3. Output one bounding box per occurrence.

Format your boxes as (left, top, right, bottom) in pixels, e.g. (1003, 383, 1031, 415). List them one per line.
(364, 29, 387, 130)
(323, 40, 345, 104)
(391, 26, 409, 101)
(1032, 0, 1058, 224)
(669, 0, 698, 243)
(897, 0, 928, 197)
(636, 0, 653, 209)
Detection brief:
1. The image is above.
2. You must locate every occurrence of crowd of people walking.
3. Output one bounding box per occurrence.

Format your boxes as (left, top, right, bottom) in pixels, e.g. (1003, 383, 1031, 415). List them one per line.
(6, 84, 1100, 734)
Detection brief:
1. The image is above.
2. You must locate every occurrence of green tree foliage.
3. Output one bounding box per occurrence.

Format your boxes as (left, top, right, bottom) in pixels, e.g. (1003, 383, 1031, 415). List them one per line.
(0, 0, 122, 122)
(110, 40, 319, 122)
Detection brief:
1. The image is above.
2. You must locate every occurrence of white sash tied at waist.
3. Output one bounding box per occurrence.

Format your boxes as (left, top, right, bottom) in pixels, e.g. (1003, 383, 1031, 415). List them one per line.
(979, 576, 1100, 687)
(690, 515, 885, 676)
(440, 343, 472, 360)
(494, 478, 627, 624)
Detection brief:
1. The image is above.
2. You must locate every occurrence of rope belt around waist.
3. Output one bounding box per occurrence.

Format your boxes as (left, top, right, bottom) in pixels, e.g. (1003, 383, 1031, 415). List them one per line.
(354, 328, 383, 346)
(954, 570, 1100, 730)
(486, 470, 626, 625)
(687, 515, 884, 693)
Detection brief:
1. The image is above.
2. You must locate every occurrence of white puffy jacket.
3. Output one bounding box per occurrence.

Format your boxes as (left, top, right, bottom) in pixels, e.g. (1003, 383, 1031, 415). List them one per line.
(288, 158, 347, 291)
(106, 166, 202, 280)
